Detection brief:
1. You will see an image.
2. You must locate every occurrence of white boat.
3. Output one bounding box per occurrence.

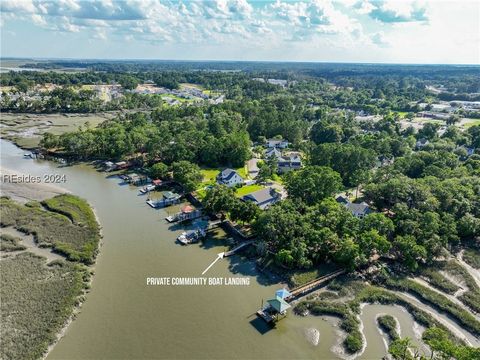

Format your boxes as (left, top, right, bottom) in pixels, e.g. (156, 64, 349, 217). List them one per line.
(139, 184, 156, 194)
(177, 228, 206, 245)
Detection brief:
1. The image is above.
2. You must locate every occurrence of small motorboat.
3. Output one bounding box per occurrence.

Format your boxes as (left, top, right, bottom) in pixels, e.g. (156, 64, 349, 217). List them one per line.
(139, 184, 156, 194)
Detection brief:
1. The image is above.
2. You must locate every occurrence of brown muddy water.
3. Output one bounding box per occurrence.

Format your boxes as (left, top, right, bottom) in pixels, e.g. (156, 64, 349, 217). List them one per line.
(0, 139, 436, 359)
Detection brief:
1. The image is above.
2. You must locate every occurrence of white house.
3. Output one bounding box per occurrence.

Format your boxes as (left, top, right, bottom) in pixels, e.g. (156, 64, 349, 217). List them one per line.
(216, 169, 244, 187)
(267, 138, 289, 149)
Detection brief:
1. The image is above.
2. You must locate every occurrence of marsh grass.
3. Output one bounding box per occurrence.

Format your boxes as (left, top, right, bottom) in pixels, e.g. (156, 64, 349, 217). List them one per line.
(295, 277, 465, 355)
(0, 252, 89, 360)
(377, 315, 399, 341)
(463, 248, 480, 269)
(0, 233, 26, 251)
(0, 195, 99, 264)
(418, 267, 459, 295)
(442, 260, 480, 314)
(0, 195, 99, 360)
(384, 276, 480, 337)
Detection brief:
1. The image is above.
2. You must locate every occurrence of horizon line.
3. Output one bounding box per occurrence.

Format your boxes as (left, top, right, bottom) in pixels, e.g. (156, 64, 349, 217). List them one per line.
(1, 56, 479, 67)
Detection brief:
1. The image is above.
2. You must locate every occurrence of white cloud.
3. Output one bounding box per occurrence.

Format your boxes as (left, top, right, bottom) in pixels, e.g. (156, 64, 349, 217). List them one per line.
(0, 0, 478, 64)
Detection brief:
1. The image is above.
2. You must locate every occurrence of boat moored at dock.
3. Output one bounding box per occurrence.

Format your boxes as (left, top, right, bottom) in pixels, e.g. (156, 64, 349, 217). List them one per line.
(177, 227, 207, 245)
(166, 205, 202, 223)
(146, 191, 182, 208)
(139, 184, 156, 194)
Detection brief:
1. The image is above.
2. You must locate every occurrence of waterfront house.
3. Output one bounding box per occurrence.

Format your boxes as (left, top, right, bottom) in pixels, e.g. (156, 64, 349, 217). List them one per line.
(217, 169, 244, 187)
(242, 187, 280, 210)
(266, 138, 289, 149)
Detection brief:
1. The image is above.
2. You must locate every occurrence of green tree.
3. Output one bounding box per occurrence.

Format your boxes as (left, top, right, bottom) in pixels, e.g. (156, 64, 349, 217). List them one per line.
(284, 166, 342, 205)
(171, 161, 203, 193)
(203, 185, 237, 218)
(230, 200, 259, 224)
(393, 235, 427, 271)
(149, 162, 169, 179)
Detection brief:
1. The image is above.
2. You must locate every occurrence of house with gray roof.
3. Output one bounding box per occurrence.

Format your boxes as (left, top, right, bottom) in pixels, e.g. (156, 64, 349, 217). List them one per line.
(216, 168, 244, 187)
(336, 196, 372, 218)
(242, 187, 280, 210)
(277, 154, 302, 173)
(345, 202, 372, 218)
(265, 147, 282, 159)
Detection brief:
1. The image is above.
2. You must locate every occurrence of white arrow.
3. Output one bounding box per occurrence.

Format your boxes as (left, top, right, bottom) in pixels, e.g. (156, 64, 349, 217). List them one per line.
(201, 252, 224, 275)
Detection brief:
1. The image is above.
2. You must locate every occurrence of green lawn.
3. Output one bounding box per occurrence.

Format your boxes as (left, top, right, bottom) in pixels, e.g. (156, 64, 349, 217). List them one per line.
(200, 169, 220, 184)
(199, 166, 248, 185)
(461, 118, 480, 128)
(235, 184, 264, 197)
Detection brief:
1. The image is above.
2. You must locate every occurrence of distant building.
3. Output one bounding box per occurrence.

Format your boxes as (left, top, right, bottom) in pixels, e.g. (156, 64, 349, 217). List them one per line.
(217, 169, 244, 187)
(376, 155, 394, 168)
(267, 138, 289, 149)
(416, 111, 450, 121)
(335, 195, 349, 205)
(242, 187, 280, 210)
(345, 202, 372, 219)
(415, 138, 430, 150)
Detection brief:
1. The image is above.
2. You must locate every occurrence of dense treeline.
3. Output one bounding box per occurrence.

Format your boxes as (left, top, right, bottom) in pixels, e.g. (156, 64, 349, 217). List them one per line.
(41, 110, 252, 168)
(18, 64, 480, 274)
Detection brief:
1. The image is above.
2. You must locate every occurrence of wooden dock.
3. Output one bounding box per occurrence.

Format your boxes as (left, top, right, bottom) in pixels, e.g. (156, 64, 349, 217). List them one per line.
(224, 240, 254, 257)
(285, 269, 345, 302)
(206, 219, 224, 229)
(256, 308, 275, 324)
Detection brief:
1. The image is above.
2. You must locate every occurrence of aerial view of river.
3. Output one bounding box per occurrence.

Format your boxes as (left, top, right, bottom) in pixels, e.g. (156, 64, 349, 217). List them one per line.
(1, 139, 431, 359)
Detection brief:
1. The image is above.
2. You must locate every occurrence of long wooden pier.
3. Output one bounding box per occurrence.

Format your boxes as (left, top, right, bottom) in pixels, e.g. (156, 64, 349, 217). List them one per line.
(224, 241, 254, 257)
(285, 269, 346, 302)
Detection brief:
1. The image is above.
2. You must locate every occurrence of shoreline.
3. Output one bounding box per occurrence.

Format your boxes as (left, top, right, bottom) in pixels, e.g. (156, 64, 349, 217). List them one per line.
(0, 164, 102, 360)
(42, 204, 103, 360)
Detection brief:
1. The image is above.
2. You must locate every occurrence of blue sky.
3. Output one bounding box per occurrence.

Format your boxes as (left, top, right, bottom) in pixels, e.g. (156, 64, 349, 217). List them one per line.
(1, 0, 479, 64)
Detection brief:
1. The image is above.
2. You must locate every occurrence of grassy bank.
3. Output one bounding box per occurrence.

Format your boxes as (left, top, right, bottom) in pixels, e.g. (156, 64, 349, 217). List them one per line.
(0, 233, 26, 251)
(0, 194, 100, 264)
(377, 315, 399, 341)
(0, 194, 100, 360)
(0, 252, 90, 360)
